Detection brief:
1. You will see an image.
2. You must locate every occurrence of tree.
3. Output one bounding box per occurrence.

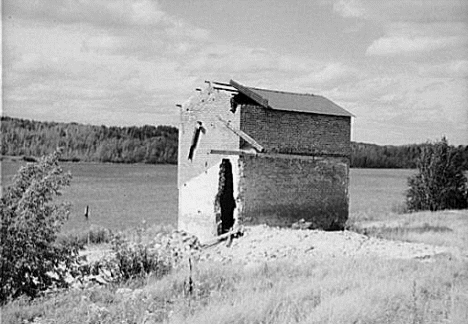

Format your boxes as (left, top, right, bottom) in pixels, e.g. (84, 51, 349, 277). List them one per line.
(406, 137, 468, 212)
(0, 150, 76, 303)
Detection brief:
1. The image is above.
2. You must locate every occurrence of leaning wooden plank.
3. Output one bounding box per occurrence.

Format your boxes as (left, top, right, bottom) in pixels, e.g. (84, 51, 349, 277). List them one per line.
(210, 149, 257, 156)
(213, 85, 238, 92)
(216, 115, 264, 152)
(202, 228, 238, 248)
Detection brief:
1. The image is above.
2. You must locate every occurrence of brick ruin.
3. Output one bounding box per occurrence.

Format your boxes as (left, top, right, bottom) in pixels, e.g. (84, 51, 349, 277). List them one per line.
(178, 80, 353, 242)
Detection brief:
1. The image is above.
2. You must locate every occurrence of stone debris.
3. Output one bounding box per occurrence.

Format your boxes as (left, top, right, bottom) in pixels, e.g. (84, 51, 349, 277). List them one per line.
(199, 225, 461, 265)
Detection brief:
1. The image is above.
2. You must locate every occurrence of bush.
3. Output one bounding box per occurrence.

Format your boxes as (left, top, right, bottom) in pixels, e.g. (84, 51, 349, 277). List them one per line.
(0, 150, 77, 303)
(83, 234, 173, 284)
(406, 137, 468, 212)
(57, 225, 114, 249)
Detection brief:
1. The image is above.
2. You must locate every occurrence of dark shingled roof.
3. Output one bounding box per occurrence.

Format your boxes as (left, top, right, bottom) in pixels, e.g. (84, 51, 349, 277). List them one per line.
(248, 87, 354, 117)
(228, 80, 354, 118)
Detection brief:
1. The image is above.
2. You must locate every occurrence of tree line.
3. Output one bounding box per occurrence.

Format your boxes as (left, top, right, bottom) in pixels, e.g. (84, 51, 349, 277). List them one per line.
(1, 116, 178, 164)
(1, 116, 467, 168)
(351, 141, 468, 169)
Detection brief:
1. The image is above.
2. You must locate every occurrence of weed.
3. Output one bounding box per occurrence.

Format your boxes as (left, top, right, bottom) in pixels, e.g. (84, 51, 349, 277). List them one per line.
(57, 225, 114, 248)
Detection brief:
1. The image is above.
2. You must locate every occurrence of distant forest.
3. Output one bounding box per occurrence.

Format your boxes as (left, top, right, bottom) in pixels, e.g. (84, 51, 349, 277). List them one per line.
(351, 142, 468, 169)
(1, 116, 467, 168)
(1, 116, 178, 164)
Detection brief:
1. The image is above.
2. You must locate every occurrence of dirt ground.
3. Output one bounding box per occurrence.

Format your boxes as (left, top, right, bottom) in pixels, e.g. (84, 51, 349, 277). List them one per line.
(199, 225, 465, 266)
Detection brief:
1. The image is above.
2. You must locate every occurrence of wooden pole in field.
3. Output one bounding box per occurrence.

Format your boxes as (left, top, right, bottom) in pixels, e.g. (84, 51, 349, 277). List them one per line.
(84, 205, 90, 245)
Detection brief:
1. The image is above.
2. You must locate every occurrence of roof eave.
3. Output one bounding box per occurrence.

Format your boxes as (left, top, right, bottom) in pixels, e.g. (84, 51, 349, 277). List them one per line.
(230, 79, 355, 118)
(230, 79, 269, 108)
(266, 107, 354, 118)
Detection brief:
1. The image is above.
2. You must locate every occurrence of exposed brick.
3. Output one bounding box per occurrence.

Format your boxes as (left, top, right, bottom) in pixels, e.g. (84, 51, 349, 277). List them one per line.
(178, 85, 351, 242)
(240, 104, 351, 156)
(238, 155, 349, 229)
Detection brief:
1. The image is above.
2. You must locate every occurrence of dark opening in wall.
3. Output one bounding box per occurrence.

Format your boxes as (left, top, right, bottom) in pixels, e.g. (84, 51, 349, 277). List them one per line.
(188, 121, 205, 161)
(215, 159, 236, 234)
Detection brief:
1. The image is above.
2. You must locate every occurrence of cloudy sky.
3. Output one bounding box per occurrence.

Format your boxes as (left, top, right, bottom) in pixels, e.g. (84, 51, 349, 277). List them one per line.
(2, 0, 467, 145)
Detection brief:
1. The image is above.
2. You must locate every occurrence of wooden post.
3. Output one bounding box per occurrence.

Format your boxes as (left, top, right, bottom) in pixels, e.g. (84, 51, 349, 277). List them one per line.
(84, 205, 90, 245)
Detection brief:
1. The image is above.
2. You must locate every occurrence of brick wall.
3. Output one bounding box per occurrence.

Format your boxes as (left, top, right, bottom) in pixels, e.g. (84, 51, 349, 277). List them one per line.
(178, 88, 240, 188)
(178, 87, 241, 241)
(240, 104, 351, 156)
(178, 87, 351, 238)
(238, 155, 349, 230)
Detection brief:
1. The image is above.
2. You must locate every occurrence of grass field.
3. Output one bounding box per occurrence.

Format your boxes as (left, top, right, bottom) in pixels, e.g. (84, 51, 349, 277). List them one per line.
(3, 208, 468, 324)
(349, 210, 468, 254)
(2, 237, 467, 323)
(2, 163, 468, 323)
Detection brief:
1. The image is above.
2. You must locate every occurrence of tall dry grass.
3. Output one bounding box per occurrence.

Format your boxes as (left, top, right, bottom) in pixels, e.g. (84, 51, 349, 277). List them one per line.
(348, 209, 468, 254)
(2, 256, 467, 323)
(3, 210, 468, 323)
(177, 257, 468, 324)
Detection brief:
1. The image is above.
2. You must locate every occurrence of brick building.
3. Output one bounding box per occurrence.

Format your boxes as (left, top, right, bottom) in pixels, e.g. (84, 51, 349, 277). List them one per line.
(178, 80, 353, 242)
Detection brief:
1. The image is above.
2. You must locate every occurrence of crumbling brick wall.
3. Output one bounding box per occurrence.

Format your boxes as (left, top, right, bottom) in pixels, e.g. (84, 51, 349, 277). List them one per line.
(178, 89, 240, 188)
(238, 155, 349, 230)
(237, 102, 351, 230)
(178, 87, 352, 239)
(178, 88, 241, 241)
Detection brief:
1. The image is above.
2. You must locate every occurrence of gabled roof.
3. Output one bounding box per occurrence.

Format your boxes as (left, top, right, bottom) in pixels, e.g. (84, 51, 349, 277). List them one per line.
(228, 80, 354, 118)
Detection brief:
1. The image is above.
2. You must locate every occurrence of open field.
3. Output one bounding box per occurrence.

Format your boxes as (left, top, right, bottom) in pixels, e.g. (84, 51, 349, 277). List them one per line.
(2, 214, 468, 324)
(349, 210, 468, 254)
(2, 161, 468, 323)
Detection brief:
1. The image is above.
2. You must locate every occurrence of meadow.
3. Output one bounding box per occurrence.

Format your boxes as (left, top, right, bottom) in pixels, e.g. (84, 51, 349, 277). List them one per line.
(2, 209, 467, 324)
(2, 161, 468, 323)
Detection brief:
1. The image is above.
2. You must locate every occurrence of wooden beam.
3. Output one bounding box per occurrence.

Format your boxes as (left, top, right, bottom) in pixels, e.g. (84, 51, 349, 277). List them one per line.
(213, 85, 237, 92)
(261, 152, 350, 160)
(216, 115, 264, 152)
(204, 80, 238, 92)
(230, 79, 269, 108)
(210, 149, 256, 156)
(210, 148, 349, 160)
(201, 227, 244, 248)
(207, 81, 233, 87)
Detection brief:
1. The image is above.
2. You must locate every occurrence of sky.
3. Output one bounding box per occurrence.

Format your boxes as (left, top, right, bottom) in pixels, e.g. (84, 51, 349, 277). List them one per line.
(2, 0, 468, 145)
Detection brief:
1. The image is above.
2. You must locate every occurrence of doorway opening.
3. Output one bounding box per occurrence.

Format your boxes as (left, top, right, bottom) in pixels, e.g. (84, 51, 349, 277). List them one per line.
(216, 159, 236, 235)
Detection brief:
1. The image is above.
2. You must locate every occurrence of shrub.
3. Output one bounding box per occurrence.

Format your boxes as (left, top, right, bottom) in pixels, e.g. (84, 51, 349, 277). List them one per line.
(113, 234, 173, 280)
(0, 150, 77, 303)
(84, 234, 173, 284)
(406, 137, 468, 212)
(57, 225, 114, 249)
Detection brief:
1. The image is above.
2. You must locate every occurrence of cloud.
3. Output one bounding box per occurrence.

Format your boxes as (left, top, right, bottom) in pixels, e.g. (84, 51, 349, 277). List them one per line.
(366, 22, 468, 56)
(3, 0, 467, 145)
(3, 0, 215, 122)
(366, 35, 462, 56)
(419, 60, 468, 79)
(333, 0, 366, 18)
(322, 73, 468, 144)
(332, 0, 468, 24)
(332, 1, 468, 58)
(5, 0, 353, 127)
(7, 0, 165, 27)
(281, 63, 361, 92)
